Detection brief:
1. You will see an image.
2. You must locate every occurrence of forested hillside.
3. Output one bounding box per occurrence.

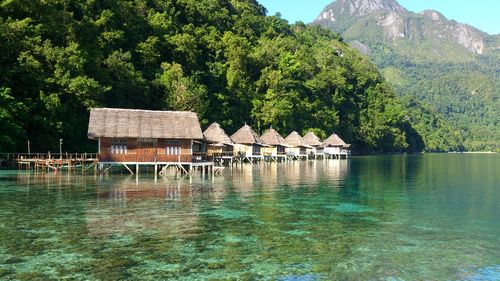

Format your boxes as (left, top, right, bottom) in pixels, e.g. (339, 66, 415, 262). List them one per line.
(0, 0, 462, 153)
(315, 0, 499, 152)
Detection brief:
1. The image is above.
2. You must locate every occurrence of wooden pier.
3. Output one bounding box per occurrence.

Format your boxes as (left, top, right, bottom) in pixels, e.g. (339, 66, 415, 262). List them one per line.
(5, 153, 99, 173)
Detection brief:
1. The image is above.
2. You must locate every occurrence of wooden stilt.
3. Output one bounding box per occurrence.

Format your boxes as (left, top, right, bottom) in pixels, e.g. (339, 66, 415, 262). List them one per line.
(123, 164, 134, 175)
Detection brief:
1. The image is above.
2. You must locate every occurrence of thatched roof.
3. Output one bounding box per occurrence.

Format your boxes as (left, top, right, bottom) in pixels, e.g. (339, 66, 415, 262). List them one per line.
(285, 131, 312, 148)
(260, 127, 289, 146)
(230, 124, 262, 145)
(203, 122, 234, 145)
(321, 133, 348, 147)
(303, 132, 322, 147)
(88, 108, 203, 139)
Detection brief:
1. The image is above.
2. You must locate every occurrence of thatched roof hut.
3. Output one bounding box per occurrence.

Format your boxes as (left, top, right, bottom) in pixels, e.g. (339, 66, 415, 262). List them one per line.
(303, 132, 322, 147)
(285, 131, 312, 148)
(321, 133, 348, 147)
(203, 122, 234, 145)
(87, 108, 203, 139)
(230, 124, 262, 145)
(260, 127, 289, 146)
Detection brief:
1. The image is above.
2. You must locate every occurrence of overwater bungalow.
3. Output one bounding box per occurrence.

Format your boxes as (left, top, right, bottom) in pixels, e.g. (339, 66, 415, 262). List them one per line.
(303, 132, 325, 158)
(87, 108, 213, 174)
(230, 123, 265, 162)
(321, 133, 351, 159)
(203, 122, 234, 165)
(285, 131, 312, 159)
(259, 127, 290, 161)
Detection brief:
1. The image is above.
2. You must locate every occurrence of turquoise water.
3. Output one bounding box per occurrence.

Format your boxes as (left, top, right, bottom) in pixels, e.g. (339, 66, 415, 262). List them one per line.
(0, 154, 499, 280)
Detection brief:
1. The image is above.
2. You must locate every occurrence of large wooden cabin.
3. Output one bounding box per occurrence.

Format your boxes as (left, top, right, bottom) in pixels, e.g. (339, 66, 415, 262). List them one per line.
(87, 108, 210, 165)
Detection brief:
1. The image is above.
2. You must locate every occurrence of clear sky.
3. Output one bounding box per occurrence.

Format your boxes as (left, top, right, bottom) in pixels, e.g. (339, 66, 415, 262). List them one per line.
(258, 0, 500, 35)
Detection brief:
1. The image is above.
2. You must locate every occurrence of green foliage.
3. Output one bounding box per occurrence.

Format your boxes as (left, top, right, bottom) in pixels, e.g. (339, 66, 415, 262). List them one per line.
(382, 57, 500, 152)
(0, 88, 27, 150)
(0, 0, 454, 153)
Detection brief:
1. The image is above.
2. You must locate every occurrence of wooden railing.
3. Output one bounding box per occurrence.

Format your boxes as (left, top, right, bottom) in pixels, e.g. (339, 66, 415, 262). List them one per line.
(2, 152, 98, 160)
(212, 152, 235, 157)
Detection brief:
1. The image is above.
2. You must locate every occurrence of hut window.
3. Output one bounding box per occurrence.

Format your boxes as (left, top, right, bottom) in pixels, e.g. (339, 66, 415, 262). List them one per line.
(166, 146, 181, 155)
(166, 140, 181, 155)
(110, 139, 128, 155)
(138, 138, 156, 148)
(252, 145, 261, 155)
(277, 146, 285, 154)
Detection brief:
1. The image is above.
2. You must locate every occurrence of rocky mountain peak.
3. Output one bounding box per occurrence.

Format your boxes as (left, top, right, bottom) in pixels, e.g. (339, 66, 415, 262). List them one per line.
(315, 0, 492, 56)
(317, 0, 406, 21)
(420, 10, 445, 22)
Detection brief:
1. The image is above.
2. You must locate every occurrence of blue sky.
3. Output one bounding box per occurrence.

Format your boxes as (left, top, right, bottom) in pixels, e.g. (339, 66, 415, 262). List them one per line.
(258, 0, 500, 35)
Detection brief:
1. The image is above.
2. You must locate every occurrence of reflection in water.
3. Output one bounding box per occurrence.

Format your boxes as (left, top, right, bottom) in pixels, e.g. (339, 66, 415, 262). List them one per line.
(86, 161, 349, 237)
(1, 155, 499, 280)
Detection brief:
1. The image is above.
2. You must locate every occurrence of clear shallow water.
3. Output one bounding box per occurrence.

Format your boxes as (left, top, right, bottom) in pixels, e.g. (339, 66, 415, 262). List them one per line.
(0, 154, 499, 280)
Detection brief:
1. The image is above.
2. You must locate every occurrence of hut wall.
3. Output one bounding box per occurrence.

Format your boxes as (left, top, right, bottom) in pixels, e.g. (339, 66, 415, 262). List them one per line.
(313, 147, 324, 155)
(233, 144, 249, 157)
(306, 147, 314, 155)
(286, 147, 300, 156)
(233, 144, 260, 157)
(262, 146, 277, 157)
(324, 146, 341, 155)
(207, 146, 222, 156)
(207, 145, 233, 156)
(99, 138, 194, 162)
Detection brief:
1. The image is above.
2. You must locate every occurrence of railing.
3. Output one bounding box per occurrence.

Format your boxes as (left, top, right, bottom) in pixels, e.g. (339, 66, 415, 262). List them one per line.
(192, 153, 213, 162)
(212, 152, 234, 157)
(1, 153, 98, 161)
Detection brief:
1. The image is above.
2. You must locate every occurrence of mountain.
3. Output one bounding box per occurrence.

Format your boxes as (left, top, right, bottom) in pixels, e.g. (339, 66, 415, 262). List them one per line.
(314, 0, 500, 151)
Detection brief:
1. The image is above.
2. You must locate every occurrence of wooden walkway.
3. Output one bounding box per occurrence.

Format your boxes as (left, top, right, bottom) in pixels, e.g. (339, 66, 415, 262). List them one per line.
(4, 153, 98, 174)
(0, 150, 350, 176)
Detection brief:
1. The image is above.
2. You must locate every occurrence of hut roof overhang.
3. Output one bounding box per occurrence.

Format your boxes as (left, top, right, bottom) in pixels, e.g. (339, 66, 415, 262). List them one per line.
(230, 124, 263, 145)
(87, 108, 203, 140)
(203, 122, 234, 146)
(285, 131, 312, 148)
(303, 132, 322, 147)
(321, 133, 349, 148)
(260, 128, 291, 147)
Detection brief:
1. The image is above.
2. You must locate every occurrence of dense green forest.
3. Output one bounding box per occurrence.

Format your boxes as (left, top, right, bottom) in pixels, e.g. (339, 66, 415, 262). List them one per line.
(380, 57, 499, 152)
(0, 0, 462, 153)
